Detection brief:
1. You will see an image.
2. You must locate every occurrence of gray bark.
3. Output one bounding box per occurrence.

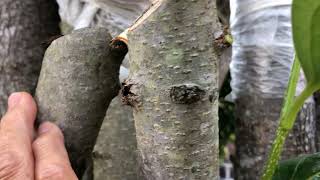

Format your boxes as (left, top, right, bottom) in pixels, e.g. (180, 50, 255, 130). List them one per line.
(216, 0, 230, 25)
(93, 97, 138, 180)
(123, 0, 219, 179)
(88, 1, 150, 179)
(35, 27, 127, 178)
(314, 92, 320, 151)
(235, 96, 316, 179)
(218, 47, 231, 90)
(56, 1, 151, 179)
(0, 0, 60, 116)
(216, 0, 231, 89)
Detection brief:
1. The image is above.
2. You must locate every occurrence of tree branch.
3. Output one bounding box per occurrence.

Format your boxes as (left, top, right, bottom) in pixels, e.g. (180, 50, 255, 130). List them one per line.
(35, 27, 127, 178)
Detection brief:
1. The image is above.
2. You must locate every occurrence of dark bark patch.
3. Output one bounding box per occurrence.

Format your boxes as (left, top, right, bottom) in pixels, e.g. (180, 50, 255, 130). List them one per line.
(110, 39, 128, 54)
(170, 84, 205, 104)
(121, 81, 140, 109)
(191, 166, 197, 173)
(209, 89, 219, 103)
(41, 34, 64, 49)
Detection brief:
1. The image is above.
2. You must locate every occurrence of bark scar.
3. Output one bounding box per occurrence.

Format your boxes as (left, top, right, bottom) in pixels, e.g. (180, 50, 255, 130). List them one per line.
(169, 84, 205, 104)
(121, 80, 140, 109)
(214, 26, 231, 51)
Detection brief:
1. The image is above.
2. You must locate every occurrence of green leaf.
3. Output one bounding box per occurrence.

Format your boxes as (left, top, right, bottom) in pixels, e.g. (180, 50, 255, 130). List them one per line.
(292, 0, 320, 86)
(272, 153, 320, 180)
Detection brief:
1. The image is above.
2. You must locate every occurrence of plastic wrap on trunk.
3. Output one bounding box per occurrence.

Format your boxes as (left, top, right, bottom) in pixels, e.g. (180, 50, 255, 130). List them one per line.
(230, 0, 306, 99)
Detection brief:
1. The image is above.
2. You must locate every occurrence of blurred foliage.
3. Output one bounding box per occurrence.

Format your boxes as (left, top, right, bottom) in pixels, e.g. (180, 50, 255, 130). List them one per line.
(273, 152, 320, 180)
(219, 72, 235, 157)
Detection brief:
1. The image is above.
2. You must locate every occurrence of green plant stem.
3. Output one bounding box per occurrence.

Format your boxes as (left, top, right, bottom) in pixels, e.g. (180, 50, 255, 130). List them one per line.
(283, 85, 318, 130)
(262, 127, 289, 180)
(279, 57, 301, 123)
(262, 57, 300, 180)
(262, 84, 318, 180)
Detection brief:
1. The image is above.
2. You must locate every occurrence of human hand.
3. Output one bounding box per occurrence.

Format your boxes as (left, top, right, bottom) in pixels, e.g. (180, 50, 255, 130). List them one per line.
(0, 92, 78, 180)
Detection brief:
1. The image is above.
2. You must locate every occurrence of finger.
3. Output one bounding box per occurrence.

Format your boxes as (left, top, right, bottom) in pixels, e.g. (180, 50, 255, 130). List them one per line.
(33, 122, 78, 180)
(1, 92, 37, 140)
(0, 92, 37, 180)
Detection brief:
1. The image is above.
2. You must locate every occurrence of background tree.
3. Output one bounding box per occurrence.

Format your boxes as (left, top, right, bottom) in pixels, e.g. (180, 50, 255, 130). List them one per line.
(0, 0, 60, 115)
(230, 1, 316, 179)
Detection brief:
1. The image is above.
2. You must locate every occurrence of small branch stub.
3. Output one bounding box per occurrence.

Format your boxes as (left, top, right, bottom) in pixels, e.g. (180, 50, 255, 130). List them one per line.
(111, 29, 129, 46)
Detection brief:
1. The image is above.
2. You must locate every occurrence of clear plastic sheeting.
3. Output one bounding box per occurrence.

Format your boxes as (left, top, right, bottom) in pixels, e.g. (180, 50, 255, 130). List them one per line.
(229, 0, 305, 99)
(56, 0, 150, 33)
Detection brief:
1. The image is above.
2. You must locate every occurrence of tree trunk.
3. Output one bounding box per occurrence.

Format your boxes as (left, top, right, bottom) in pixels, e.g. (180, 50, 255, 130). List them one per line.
(0, 0, 60, 116)
(121, 0, 219, 179)
(81, 1, 150, 179)
(230, 2, 317, 179)
(314, 92, 320, 151)
(56, 1, 153, 179)
(35, 27, 127, 178)
(234, 96, 316, 179)
(93, 97, 138, 180)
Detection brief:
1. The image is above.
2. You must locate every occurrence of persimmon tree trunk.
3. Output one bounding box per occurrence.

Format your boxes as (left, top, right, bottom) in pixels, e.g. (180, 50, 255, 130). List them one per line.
(93, 97, 138, 180)
(120, 0, 219, 179)
(0, 0, 60, 116)
(35, 27, 127, 178)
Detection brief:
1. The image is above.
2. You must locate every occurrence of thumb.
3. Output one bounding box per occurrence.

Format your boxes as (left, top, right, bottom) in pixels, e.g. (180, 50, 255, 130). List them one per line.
(32, 122, 78, 180)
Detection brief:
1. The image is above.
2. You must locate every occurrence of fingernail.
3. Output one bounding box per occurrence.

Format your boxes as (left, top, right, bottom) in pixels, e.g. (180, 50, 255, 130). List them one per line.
(38, 122, 52, 135)
(8, 92, 22, 109)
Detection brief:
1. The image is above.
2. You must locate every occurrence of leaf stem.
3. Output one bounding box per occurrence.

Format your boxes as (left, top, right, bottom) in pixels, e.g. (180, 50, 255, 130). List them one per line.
(262, 127, 289, 180)
(262, 57, 300, 180)
(279, 56, 301, 124)
(262, 84, 318, 179)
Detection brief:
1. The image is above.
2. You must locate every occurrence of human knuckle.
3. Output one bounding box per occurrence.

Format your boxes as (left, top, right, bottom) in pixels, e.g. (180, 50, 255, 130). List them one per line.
(2, 109, 25, 124)
(37, 164, 68, 180)
(32, 136, 49, 151)
(0, 150, 24, 179)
